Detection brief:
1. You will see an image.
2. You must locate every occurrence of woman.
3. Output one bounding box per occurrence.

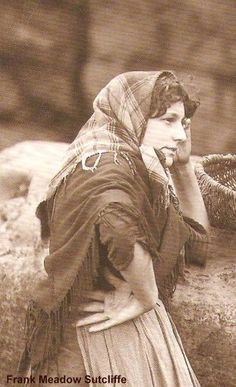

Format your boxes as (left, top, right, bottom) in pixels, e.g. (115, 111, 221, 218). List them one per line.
(18, 71, 209, 386)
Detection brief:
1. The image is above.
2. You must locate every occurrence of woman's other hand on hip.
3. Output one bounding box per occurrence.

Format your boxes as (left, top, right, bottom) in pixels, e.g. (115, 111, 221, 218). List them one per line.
(75, 269, 157, 332)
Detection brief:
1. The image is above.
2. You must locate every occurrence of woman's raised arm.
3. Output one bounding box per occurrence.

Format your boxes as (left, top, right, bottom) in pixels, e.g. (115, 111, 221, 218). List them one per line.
(171, 125, 210, 230)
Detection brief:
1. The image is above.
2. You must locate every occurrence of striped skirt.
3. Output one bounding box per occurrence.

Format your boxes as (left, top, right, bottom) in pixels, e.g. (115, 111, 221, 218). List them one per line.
(40, 301, 200, 387)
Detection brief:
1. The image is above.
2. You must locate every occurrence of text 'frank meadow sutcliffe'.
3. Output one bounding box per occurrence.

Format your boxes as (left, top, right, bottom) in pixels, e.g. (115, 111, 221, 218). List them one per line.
(7, 374, 127, 384)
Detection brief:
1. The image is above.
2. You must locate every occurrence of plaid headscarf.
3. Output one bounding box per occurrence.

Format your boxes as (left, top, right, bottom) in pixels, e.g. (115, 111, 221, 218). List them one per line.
(47, 71, 178, 199)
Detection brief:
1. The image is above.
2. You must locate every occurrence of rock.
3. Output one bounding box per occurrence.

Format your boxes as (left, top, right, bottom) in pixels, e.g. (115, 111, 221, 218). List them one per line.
(0, 145, 235, 384)
(0, 166, 30, 203)
(0, 141, 68, 383)
(171, 226, 236, 386)
(0, 140, 68, 179)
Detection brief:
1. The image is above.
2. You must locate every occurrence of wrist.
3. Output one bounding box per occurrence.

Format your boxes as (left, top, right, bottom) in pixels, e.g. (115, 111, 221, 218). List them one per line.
(142, 300, 157, 312)
(171, 160, 194, 176)
(138, 291, 159, 312)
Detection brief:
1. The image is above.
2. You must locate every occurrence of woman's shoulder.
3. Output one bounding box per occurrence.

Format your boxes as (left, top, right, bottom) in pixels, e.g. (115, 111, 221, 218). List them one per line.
(85, 151, 145, 175)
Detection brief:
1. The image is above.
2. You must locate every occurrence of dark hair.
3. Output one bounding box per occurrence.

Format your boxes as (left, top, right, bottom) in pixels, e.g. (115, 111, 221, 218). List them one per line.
(150, 72, 200, 119)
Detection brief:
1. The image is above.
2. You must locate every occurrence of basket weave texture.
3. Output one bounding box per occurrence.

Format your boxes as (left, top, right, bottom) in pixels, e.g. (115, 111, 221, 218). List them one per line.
(195, 154, 236, 230)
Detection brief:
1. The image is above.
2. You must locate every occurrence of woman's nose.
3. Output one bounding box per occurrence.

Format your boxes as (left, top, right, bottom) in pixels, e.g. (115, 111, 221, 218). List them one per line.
(173, 122, 187, 142)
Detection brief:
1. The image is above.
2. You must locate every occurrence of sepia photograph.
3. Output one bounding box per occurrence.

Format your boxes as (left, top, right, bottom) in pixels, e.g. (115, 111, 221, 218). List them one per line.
(0, 1, 235, 386)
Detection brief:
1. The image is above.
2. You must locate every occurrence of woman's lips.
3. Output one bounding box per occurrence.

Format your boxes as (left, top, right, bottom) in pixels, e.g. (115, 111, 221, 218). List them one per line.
(160, 146, 177, 153)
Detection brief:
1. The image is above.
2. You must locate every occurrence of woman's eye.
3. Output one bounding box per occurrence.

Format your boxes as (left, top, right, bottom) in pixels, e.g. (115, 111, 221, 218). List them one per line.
(164, 118, 174, 124)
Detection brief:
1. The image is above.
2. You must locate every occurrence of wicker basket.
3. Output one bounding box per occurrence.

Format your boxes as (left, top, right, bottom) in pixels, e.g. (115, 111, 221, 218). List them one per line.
(195, 154, 236, 230)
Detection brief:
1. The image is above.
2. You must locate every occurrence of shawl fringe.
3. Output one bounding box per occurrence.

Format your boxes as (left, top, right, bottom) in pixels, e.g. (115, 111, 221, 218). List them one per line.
(18, 229, 100, 378)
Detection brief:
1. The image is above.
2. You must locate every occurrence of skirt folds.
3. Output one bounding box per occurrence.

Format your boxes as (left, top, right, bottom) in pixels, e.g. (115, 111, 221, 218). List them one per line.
(76, 301, 200, 387)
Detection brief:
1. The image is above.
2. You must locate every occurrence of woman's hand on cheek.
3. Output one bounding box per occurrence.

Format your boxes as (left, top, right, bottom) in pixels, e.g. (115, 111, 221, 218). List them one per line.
(173, 121, 191, 166)
(75, 269, 152, 332)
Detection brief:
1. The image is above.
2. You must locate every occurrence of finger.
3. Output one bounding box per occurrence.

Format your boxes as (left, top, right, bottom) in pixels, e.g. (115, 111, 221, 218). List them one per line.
(76, 313, 108, 327)
(82, 290, 106, 302)
(103, 268, 124, 288)
(78, 301, 104, 313)
(89, 318, 118, 333)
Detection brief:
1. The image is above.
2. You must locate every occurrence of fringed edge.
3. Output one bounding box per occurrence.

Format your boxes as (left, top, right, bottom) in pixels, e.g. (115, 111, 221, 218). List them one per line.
(96, 201, 181, 311)
(17, 228, 101, 378)
(158, 253, 183, 311)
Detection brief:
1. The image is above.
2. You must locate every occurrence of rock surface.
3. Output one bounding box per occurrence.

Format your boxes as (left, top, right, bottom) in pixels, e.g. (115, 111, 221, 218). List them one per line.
(171, 229, 236, 387)
(0, 141, 68, 386)
(0, 141, 235, 387)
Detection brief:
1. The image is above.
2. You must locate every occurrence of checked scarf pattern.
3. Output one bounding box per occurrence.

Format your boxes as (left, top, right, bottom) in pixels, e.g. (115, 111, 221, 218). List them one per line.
(47, 71, 178, 200)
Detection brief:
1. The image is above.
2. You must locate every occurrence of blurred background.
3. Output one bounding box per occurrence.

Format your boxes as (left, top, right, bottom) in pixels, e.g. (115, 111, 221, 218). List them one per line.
(0, 0, 235, 155)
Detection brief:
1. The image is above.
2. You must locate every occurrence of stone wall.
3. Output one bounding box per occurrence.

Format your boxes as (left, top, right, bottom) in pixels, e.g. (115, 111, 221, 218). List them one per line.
(0, 0, 235, 154)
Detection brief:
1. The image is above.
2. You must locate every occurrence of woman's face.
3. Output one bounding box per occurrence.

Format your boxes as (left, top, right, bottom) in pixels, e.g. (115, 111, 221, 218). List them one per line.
(142, 101, 187, 167)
